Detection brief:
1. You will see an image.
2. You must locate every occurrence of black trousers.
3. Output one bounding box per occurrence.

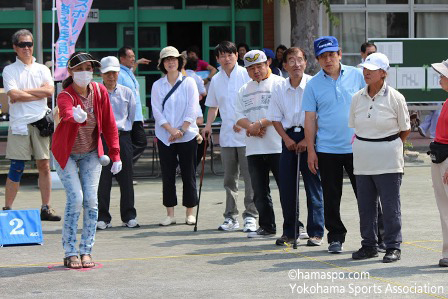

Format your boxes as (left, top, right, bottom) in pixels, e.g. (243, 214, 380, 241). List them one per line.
(98, 132, 136, 223)
(247, 153, 280, 234)
(158, 138, 198, 208)
(317, 152, 357, 244)
(356, 174, 402, 250)
(131, 121, 147, 164)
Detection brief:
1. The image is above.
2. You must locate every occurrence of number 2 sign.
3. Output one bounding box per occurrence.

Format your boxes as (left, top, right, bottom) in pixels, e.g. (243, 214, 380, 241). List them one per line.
(0, 210, 43, 246)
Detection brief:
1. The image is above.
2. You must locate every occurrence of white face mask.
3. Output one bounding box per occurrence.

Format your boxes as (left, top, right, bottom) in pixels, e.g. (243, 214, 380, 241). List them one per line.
(73, 71, 93, 87)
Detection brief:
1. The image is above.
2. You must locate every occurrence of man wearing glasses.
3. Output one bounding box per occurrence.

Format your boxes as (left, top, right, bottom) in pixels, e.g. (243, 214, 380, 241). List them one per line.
(268, 47, 324, 247)
(117, 46, 149, 167)
(2, 29, 61, 221)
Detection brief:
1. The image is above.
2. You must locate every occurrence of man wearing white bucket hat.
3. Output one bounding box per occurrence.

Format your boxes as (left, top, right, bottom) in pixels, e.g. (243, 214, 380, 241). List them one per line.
(235, 50, 285, 238)
(349, 52, 410, 263)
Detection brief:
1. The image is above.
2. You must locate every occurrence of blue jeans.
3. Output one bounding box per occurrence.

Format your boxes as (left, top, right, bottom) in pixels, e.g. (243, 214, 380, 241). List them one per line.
(279, 128, 324, 239)
(55, 150, 102, 257)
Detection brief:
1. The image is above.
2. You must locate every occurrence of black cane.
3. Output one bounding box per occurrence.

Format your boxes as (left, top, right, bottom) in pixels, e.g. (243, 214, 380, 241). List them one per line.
(194, 137, 208, 232)
(293, 151, 300, 249)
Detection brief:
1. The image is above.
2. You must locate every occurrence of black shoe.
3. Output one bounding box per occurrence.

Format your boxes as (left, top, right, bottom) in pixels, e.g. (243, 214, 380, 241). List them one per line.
(383, 249, 401, 263)
(275, 235, 297, 246)
(352, 246, 379, 260)
(41, 206, 61, 221)
(2, 207, 11, 210)
(378, 243, 386, 253)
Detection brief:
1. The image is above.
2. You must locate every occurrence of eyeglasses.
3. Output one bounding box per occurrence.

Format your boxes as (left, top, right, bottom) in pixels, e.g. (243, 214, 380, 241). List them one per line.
(16, 42, 33, 48)
(288, 58, 305, 66)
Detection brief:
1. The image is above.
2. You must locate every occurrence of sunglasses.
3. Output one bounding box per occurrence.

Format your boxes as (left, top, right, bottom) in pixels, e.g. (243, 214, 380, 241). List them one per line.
(16, 42, 33, 48)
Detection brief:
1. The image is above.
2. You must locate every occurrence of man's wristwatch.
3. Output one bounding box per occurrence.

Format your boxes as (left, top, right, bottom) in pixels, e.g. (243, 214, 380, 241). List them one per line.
(179, 128, 185, 134)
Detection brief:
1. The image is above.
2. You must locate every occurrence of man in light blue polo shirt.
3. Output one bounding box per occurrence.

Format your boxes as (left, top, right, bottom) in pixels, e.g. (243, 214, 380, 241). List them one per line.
(117, 46, 148, 165)
(303, 36, 365, 254)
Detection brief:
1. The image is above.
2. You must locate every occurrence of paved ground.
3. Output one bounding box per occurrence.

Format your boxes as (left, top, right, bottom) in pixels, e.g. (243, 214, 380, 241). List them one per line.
(1, 135, 447, 299)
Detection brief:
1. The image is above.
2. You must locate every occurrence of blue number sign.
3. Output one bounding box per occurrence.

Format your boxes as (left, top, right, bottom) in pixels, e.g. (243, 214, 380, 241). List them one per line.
(0, 210, 43, 246)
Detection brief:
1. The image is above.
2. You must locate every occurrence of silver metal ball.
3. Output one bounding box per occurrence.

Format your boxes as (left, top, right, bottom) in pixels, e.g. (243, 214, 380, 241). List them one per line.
(99, 155, 110, 166)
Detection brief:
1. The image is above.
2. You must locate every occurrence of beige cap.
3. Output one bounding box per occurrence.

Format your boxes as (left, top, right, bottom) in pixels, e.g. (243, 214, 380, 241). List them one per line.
(432, 59, 448, 78)
(160, 46, 180, 59)
(158, 46, 181, 67)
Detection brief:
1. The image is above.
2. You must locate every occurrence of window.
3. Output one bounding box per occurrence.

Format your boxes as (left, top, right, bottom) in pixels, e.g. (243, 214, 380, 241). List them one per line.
(209, 26, 231, 47)
(368, 13, 408, 38)
(91, 0, 133, 10)
(415, 12, 448, 37)
(138, 0, 181, 9)
(330, 13, 365, 53)
(89, 23, 117, 48)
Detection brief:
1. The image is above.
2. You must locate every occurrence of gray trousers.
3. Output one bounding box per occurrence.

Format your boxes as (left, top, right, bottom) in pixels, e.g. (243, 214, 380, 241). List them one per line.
(220, 147, 257, 220)
(356, 173, 403, 250)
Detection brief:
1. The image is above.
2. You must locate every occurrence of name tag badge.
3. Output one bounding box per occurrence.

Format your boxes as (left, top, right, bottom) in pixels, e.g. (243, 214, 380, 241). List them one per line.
(294, 127, 302, 133)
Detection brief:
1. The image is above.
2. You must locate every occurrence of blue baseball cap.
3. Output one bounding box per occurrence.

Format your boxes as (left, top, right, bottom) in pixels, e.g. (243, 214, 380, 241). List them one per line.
(314, 36, 339, 57)
(262, 48, 275, 59)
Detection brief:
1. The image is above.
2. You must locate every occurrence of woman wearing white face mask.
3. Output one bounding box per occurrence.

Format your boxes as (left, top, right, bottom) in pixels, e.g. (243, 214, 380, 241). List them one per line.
(52, 52, 121, 269)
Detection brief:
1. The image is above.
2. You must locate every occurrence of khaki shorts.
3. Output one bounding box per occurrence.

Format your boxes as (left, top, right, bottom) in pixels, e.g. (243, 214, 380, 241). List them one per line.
(6, 124, 50, 160)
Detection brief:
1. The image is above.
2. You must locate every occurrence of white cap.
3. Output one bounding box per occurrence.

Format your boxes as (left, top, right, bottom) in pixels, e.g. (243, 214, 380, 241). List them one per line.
(360, 52, 390, 71)
(431, 59, 448, 78)
(243, 50, 267, 68)
(100, 56, 120, 73)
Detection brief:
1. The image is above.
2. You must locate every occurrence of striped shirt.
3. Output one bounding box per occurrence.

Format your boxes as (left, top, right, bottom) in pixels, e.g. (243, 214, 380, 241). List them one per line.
(71, 86, 98, 154)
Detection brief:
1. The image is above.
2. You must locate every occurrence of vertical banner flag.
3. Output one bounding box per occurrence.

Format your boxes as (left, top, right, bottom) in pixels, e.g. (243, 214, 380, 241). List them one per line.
(54, 0, 93, 81)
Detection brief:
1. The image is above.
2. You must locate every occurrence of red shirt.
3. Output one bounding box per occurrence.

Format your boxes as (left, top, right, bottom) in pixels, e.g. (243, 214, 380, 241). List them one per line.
(435, 99, 448, 144)
(52, 82, 120, 169)
(195, 59, 209, 72)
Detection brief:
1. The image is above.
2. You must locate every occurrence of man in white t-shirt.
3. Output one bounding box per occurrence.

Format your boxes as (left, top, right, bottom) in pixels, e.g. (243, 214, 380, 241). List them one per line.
(235, 50, 285, 238)
(202, 41, 257, 232)
(2, 29, 60, 221)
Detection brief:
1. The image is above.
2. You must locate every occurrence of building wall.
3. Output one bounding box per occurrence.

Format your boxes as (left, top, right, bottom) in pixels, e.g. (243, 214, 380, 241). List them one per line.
(274, 1, 448, 66)
(263, 0, 274, 50)
(274, 0, 291, 49)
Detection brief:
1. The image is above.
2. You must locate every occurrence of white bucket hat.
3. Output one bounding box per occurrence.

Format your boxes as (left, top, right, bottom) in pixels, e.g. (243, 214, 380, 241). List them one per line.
(432, 59, 448, 78)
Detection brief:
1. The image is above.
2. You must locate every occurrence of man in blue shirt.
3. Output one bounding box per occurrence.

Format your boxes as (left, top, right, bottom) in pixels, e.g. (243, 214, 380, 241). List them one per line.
(117, 46, 148, 165)
(303, 36, 365, 254)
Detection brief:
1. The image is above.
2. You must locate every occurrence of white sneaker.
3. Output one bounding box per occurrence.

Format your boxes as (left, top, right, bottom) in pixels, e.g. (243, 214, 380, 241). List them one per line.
(299, 227, 309, 239)
(185, 215, 196, 225)
(97, 221, 112, 230)
(122, 219, 140, 228)
(218, 218, 240, 231)
(243, 217, 257, 232)
(159, 216, 176, 226)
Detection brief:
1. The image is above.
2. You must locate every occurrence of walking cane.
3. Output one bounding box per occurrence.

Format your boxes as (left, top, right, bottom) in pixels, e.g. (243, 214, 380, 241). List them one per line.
(293, 151, 301, 249)
(194, 137, 208, 232)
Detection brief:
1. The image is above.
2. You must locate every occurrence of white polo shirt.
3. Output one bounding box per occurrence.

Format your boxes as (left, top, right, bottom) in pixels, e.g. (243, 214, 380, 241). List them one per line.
(3, 57, 53, 131)
(235, 74, 285, 156)
(205, 64, 251, 147)
(349, 82, 411, 175)
(267, 74, 312, 129)
(151, 73, 199, 146)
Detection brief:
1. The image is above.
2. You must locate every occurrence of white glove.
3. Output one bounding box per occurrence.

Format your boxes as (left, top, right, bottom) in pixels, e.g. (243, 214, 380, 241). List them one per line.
(111, 161, 122, 175)
(72, 105, 87, 123)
